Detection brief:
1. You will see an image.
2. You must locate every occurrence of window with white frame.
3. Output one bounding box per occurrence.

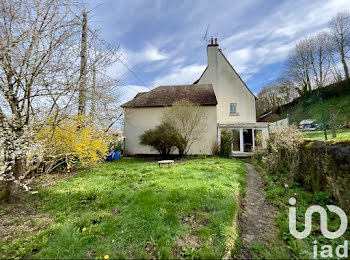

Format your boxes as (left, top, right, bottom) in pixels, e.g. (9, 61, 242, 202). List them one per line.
(230, 103, 237, 115)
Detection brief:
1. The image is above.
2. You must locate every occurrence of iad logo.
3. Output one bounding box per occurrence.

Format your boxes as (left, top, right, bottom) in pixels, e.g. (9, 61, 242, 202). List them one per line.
(288, 197, 348, 239)
(288, 197, 349, 258)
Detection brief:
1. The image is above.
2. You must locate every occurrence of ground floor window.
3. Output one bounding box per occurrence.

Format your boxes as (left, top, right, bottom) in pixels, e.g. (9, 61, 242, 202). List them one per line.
(219, 127, 267, 153)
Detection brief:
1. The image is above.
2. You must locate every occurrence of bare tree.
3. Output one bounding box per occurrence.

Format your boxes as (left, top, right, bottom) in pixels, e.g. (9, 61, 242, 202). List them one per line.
(264, 11, 350, 109)
(0, 0, 122, 196)
(285, 38, 313, 95)
(308, 32, 333, 88)
(277, 78, 299, 104)
(85, 29, 123, 130)
(329, 12, 350, 79)
(256, 85, 280, 115)
(284, 33, 337, 94)
(162, 99, 206, 155)
(256, 79, 298, 116)
(0, 0, 83, 196)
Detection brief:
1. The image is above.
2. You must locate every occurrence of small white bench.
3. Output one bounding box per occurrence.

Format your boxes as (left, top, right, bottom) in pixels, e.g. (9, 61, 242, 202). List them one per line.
(158, 160, 174, 167)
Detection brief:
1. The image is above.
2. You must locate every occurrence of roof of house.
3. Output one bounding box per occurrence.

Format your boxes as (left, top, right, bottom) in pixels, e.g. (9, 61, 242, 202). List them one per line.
(121, 84, 217, 108)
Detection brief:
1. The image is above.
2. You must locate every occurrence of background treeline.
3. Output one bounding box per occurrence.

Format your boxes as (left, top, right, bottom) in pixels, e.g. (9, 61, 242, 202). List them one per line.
(257, 11, 350, 116)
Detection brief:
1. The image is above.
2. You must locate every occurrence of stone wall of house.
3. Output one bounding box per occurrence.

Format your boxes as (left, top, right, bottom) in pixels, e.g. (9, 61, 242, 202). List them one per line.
(298, 141, 350, 213)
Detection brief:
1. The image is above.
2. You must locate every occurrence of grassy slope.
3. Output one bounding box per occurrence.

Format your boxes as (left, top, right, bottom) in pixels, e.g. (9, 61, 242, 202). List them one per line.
(263, 80, 350, 127)
(1, 157, 246, 259)
(304, 129, 350, 141)
(281, 94, 350, 126)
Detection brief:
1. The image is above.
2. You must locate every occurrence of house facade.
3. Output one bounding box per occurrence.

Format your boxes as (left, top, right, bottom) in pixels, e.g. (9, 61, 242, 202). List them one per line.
(122, 39, 269, 156)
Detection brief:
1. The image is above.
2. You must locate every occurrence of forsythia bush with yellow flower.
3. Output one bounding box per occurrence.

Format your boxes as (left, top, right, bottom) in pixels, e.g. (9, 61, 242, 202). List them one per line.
(38, 116, 110, 172)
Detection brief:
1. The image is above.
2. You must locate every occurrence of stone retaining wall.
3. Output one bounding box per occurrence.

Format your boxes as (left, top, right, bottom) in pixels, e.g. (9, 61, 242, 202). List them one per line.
(298, 141, 350, 213)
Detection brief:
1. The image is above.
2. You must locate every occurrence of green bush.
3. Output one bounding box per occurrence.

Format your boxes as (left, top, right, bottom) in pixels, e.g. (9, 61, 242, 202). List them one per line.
(140, 122, 185, 158)
(108, 140, 123, 153)
(219, 130, 233, 158)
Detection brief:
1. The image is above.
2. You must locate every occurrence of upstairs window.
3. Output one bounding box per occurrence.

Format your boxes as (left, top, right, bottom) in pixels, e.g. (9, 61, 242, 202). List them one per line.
(230, 103, 237, 115)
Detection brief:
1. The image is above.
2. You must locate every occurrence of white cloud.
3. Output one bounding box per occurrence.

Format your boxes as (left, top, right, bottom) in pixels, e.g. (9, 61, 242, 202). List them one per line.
(220, 0, 350, 78)
(105, 60, 129, 80)
(144, 46, 168, 61)
(122, 44, 169, 65)
(152, 64, 206, 86)
(105, 44, 170, 89)
(93, 0, 350, 93)
(118, 85, 151, 105)
(118, 64, 207, 104)
(172, 57, 186, 65)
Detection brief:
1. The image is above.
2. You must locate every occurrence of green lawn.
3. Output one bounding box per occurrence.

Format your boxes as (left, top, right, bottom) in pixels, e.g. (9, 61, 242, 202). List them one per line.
(1, 157, 246, 259)
(304, 129, 350, 142)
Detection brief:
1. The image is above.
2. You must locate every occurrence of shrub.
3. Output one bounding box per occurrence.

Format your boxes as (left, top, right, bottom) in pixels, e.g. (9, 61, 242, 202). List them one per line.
(219, 130, 233, 158)
(162, 99, 206, 155)
(140, 122, 185, 158)
(260, 126, 304, 177)
(109, 140, 123, 153)
(38, 116, 110, 172)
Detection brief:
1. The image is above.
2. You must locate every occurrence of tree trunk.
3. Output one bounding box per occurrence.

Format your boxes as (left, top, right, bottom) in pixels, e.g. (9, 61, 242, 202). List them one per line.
(306, 69, 312, 92)
(5, 157, 24, 199)
(340, 47, 349, 79)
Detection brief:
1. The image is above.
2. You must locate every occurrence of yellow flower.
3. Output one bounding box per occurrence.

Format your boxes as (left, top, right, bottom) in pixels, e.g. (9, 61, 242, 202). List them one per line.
(82, 227, 86, 232)
(104, 255, 109, 259)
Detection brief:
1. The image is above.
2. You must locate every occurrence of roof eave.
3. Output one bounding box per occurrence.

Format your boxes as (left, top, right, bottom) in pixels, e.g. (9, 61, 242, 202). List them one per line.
(122, 103, 217, 109)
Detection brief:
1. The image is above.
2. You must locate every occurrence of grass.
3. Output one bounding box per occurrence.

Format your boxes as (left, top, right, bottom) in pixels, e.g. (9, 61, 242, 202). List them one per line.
(0, 157, 246, 259)
(251, 164, 350, 259)
(304, 129, 350, 142)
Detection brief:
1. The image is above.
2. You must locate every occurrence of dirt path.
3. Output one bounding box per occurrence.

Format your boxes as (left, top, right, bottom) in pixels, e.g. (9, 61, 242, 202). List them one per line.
(236, 163, 278, 259)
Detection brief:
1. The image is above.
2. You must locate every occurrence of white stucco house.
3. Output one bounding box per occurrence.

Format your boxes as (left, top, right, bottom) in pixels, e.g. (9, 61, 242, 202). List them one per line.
(121, 38, 269, 156)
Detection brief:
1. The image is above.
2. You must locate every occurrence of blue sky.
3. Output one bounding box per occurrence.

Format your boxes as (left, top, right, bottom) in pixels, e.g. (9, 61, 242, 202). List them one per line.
(88, 0, 349, 104)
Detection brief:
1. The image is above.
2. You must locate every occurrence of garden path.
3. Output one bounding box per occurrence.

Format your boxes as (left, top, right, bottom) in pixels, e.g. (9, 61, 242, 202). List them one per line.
(235, 163, 278, 259)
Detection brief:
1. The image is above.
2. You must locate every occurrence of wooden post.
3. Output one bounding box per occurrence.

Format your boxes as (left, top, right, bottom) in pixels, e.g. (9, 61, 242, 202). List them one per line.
(78, 11, 88, 115)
